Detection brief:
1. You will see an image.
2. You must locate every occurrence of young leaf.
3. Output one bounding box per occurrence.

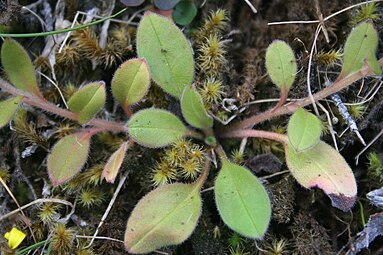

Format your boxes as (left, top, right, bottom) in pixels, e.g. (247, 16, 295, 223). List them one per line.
(265, 40, 297, 91)
(67, 81, 106, 124)
(173, 0, 197, 26)
(341, 22, 381, 78)
(124, 183, 202, 254)
(153, 0, 180, 10)
(287, 108, 322, 152)
(137, 12, 194, 98)
(285, 141, 357, 211)
(102, 141, 128, 183)
(215, 161, 271, 238)
(1, 39, 42, 97)
(111, 58, 150, 108)
(47, 132, 92, 186)
(128, 109, 187, 147)
(0, 96, 23, 128)
(181, 86, 213, 130)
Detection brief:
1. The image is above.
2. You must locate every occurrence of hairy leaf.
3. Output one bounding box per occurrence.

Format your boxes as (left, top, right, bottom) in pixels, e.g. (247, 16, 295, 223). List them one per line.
(265, 40, 297, 91)
(48, 132, 92, 186)
(173, 0, 197, 25)
(0, 96, 23, 128)
(102, 141, 128, 183)
(67, 81, 106, 124)
(285, 141, 357, 211)
(137, 12, 194, 98)
(341, 22, 381, 77)
(124, 183, 202, 254)
(215, 161, 271, 238)
(287, 108, 322, 152)
(128, 109, 187, 147)
(181, 86, 213, 130)
(1, 39, 42, 97)
(111, 58, 150, 108)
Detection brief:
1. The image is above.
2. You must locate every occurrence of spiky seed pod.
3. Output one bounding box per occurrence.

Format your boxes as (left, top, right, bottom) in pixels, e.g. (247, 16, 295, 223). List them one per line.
(78, 188, 105, 208)
(195, 9, 229, 42)
(72, 27, 103, 61)
(51, 223, 75, 255)
(316, 49, 342, 67)
(199, 77, 225, 104)
(13, 109, 48, 147)
(266, 239, 289, 255)
(56, 46, 82, 67)
(52, 123, 78, 139)
(350, 3, 381, 26)
(173, 138, 193, 157)
(31, 222, 46, 240)
(164, 147, 184, 167)
(197, 35, 227, 76)
(230, 149, 245, 165)
(179, 158, 201, 179)
(151, 160, 178, 186)
(38, 203, 62, 224)
(189, 144, 205, 163)
(347, 104, 366, 120)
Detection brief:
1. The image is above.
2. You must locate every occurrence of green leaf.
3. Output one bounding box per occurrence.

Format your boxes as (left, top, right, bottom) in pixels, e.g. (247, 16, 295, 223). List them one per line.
(0, 96, 23, 128)
(67, 81, 106, 124)
(1, 39, 42, 97)
(181, 86, 213, 130)
(47, 132, 92, 186)
(124, 183, 202, 254)
(102, 141, 128, 183)
(285, 141, 357, 211)
(111, 58, 150, 108)
(153, 0, 180, 10)
(265, 40, 297, 91)
(215, 161, 271, 238)
(137, 12, 194, 98)
(287, 108, 322, 153)
(128, 109, 187, 147)
(341, 22, 382, 77)
(173, 0, 197, 25)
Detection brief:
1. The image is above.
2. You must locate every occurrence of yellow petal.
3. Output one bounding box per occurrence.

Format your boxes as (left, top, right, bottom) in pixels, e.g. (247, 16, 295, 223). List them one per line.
(4, 227, 26, 249)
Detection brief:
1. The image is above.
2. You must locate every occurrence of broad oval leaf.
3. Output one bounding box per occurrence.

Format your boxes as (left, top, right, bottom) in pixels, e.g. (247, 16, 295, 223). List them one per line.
(111, 58, 150, 108)
(0, 96, 23, 128)
(102, 141, 128, 183)
(1, 39, 42, 97)
(181, 86, 213, 130)
(341, 22, 381, 77)
(215, 161, 271, 238)
(265, 40, 297, 91)
(153, 0, 180, 10)
(287, 108, 322, 152)
(128, 109, 187, 147)
(48, 132, 92, 186)
(137, 12, 194, 98)
(285, 141, 357, 211)
(124, 183, 202, 254)
(173, 0, 197, 26)
(67, 81, 106, 124)
(120, 0, 145, 6)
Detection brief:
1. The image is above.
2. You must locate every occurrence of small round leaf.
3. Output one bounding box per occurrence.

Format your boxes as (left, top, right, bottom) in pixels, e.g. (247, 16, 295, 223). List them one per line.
(112, 58, 150, 108)
(128, 109, 187, 147)
(287, 108, 322, 152)
(265, 40, 297, 91)
(0, 96, 23, 128)
(120, 0, 145, 6)
(285, 141, 357, 211)
(181, 86, 213, 130)
(215, 161, 271, 238)
(173, 0, 197, 25)
(124, 183, 202, 253)
(67, 81, 106, 124)
(153, 0, 180, 10)
(47, 132, 92, 186)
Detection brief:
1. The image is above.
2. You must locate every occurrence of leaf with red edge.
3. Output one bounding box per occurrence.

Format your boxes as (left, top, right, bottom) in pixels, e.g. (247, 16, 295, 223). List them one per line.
(285, 141, 357, 211)
(102, 141, 128, 183)
(48, 132, 92, 186)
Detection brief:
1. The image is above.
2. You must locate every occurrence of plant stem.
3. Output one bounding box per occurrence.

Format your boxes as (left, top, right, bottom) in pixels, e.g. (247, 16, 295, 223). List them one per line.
(221, 59, 383, 133)
(0, 78, 127, 133)
(219, 129, 288, 144)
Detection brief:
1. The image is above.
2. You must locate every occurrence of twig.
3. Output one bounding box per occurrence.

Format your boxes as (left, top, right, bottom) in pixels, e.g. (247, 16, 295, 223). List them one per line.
(84, 170, 130, 248)
(355, 128, 383, 165)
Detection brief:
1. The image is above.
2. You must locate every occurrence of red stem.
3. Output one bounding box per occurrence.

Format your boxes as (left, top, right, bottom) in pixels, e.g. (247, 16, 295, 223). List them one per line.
(219, 129, 288, 144)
